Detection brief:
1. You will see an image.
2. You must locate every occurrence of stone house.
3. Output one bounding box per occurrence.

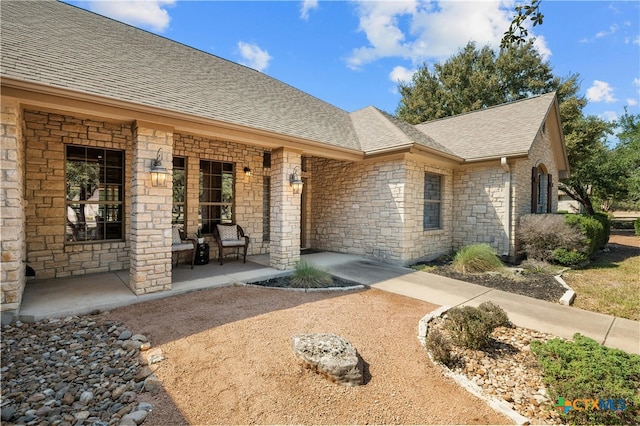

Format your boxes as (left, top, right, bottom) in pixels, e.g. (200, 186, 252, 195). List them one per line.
(0, 1, 569, 320)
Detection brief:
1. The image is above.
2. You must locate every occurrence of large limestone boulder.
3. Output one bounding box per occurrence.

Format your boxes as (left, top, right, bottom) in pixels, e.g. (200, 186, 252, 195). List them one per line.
(291, 333, 363, 386)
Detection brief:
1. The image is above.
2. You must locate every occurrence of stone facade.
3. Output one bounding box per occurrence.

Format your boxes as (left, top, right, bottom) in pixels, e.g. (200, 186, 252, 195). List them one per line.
(23, 110, 132, 280)
(1, 98, 25, 320)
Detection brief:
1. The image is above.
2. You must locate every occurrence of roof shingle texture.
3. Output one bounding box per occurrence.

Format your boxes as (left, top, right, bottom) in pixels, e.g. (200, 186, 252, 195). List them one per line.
(415, 92, 556, 161)
(1, 0, 360, 150)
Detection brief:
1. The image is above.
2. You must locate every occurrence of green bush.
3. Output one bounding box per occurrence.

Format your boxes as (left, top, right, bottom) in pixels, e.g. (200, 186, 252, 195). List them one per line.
(552, 248, 589, 266)
(519, 214, 585, 262)
(635, 218, 640, 236)
(593, 213, 611, 246)
(425, 329, 453, 367)
(531, 333, 640, 425)
(290, 260, 333, 288)
(445, 303, 510, 350)
(451, 244, 503, 274)
(564, 214, 606, 256)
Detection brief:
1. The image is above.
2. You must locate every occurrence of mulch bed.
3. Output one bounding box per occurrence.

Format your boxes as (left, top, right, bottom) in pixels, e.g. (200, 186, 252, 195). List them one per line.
(249, 275, 362, 289)
(414, 262, 567, 302)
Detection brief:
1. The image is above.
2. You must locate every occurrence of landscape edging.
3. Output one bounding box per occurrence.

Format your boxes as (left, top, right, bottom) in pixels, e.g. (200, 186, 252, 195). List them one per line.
(417, 306, 532, 426)
(554, 274, 576, 306)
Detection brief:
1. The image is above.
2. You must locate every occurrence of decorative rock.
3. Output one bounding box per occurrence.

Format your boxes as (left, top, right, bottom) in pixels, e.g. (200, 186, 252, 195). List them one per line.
(143, 375, 162, 394)
(79, 391, 94, 403)
(131, 334, 147, 342)
(1, 406, 16, 422)
(121, 410, 148, 425)
(137, 402, 153, 412)
(291, 333, 364, 386)
(61, 392, 75, 405)
(118, 330, 133, 341)
(74, 410, 90, 420)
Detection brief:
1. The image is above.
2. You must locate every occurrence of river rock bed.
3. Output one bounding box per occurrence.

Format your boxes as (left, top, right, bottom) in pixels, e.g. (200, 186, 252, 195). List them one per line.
(1, 316, 159, 425)
(428, 317, 564, 424)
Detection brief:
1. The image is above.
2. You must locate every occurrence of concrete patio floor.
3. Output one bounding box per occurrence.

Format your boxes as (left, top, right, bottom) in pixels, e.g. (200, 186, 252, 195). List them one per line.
(16, 251, 640, 355)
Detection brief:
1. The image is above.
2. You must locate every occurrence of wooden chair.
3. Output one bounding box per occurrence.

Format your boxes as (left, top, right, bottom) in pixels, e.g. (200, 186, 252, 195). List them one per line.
(171, 226, 196, 269)
(213, 223, 249, 265)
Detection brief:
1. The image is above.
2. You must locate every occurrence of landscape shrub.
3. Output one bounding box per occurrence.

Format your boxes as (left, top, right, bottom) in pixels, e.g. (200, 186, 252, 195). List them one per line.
(451, 244, 503, 274)
(444, 303, 510, 350)
(593, 213, 611, 246)
(477, 301, 510, 329)
(519, 214, 585, 263)
(425, 329, 453, 367)
(290, 260, 333, 288)
(552, 248, 588, 266)
(531, 333, 640, 425)
(564, 214, 606, 256)
(635, 218, 640, 236)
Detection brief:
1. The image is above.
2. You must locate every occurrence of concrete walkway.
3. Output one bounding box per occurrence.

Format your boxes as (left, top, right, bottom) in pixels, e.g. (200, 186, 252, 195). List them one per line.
(16, 252, 639, 355)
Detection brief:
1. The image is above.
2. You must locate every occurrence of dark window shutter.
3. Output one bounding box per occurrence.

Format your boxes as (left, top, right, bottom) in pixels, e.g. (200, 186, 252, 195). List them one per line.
(531, 167, 539, 213)
(547, 174, 553, 213)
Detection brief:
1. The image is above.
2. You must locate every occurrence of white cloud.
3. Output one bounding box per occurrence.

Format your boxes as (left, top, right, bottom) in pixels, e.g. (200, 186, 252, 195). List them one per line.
(389, 66, 416, 84)
(601, 111, 618, 122)
(595, 24, 618, 39)
(345, 0, 541, 70)
(586, 80, 617, 103)
(237, 42, 272, 72)
(628, 98, 638, 107)
(300, 0, 318, 21)
(86, 0, 175, 32)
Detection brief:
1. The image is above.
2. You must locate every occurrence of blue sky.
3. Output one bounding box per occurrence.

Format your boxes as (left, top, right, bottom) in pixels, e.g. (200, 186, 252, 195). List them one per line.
(65, 0, 639, 125)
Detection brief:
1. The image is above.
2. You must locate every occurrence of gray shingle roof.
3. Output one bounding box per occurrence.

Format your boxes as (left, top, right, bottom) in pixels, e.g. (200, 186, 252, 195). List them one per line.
(415, 93, 556, 161)
(350, 107, 458, 157)
(1, 0, 360, 150)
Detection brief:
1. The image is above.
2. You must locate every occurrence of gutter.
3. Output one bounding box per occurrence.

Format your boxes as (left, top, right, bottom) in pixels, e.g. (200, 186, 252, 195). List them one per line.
(500, 157, 511, 257)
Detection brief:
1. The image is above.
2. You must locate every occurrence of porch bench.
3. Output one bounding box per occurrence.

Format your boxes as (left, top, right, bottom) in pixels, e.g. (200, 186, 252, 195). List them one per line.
(172, 226, 196, 269)
(213, 223, 249, 265)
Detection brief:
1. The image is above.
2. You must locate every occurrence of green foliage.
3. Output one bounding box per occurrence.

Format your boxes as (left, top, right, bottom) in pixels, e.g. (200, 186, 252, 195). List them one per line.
(635, 218, 640, 236)
(396, 41, 557, 124)
(531, 333, 640, 425)
(290, 260, 333, 288)
(593, 213, 611, 246)
(552, 248, 588, 266)
(445, 303, 509, 350)
(425, 329, 453, 367)
(519, 214, 585, 263)
(451, 244, 503, 274)
(564, 214, 606, 256)
(501, 0, 544, 48)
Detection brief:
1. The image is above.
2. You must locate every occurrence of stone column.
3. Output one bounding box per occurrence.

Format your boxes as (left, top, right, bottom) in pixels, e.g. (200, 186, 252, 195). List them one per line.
(270, 148, 301, 270)
(1, 97, 25, 323)
(129, 121, 173, 295)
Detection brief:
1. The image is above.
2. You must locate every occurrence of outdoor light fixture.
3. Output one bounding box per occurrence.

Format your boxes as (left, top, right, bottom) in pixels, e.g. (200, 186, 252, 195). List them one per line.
(150, 148, 169, 187)
(289, 166, 304, 194)
(243, 167, 252, 177)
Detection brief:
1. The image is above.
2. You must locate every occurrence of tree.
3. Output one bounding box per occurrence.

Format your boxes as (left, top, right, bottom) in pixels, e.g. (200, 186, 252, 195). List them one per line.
(501, 0, 544, 48)
(396, 41, 562, 124)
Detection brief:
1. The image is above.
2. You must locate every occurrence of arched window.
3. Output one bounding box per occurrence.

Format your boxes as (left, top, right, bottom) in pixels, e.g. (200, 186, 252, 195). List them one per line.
(531, 164, 553, 213)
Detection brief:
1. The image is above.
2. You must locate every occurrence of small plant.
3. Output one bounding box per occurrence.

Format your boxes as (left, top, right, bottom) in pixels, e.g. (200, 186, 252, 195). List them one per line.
(532, 333, 640, 425)
(477, 301, 510, 329)
(635, 218, 640, 236)
(445, 306, 494, 350)
(564, 214, 606, 256)
(552, 248, 588, 266)
(425, 329, 454, 367)
(444, 303, 511, 350)
(290, 260, 333, 288)
(451, 244, 503, 274)
(519, 214, 585, 263)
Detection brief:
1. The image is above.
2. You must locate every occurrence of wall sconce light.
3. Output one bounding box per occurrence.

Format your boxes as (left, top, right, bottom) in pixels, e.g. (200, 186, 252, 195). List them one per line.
(289, 166, 304, 194)
(150, 148, 169, 187)
(243, 167, 252, 177)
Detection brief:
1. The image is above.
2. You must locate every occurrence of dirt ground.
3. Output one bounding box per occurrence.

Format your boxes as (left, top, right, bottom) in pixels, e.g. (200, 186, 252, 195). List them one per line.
(102, 287, 509, 425)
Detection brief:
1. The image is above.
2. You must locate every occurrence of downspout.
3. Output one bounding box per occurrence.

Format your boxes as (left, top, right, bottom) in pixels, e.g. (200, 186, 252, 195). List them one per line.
(500, 157, 511, 258)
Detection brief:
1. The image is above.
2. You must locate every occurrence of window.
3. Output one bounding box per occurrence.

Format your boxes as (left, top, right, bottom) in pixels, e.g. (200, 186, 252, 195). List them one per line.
(423, 173, 442, 230)
(531, 166, 553, 214)
(199, 160, 234, 234)
(172, 157, 186, 226)
(65, 145, 124, 242)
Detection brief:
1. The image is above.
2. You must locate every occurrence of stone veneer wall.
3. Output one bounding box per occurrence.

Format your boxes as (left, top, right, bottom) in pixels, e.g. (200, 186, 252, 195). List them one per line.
(23, 110, 132, 280)
(512, 130, 559, 254)
(1, 98, 26, 318)
(310, 157, 408, 263)
(402, 158, 454, 262)
(452, 163, 510, 256)
(173, 133, 269, 255)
